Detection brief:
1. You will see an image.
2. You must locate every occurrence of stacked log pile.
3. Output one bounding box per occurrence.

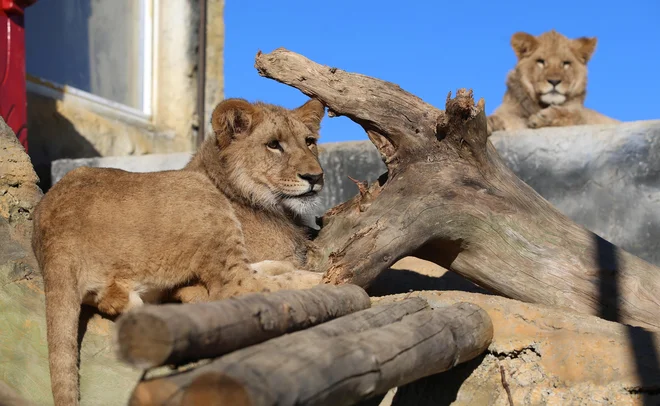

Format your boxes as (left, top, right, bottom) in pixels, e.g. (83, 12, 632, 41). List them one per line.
(117, 285, 493, 406)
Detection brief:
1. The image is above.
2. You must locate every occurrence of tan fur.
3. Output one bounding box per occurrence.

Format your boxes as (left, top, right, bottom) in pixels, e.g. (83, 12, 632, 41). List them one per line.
(487, 30, 619, 134)
(32, 98, 327, 406)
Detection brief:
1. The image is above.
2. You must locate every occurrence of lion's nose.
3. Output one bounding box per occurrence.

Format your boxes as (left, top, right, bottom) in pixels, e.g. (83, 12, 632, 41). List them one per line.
(299, 173, 324, 187)
(548, 79, 561, 87)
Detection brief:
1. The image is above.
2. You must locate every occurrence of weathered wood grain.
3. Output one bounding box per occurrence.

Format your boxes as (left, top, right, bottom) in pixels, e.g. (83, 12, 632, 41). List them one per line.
(254, 48, 660, 330)
(129, 297, 435, 405)
(116, 284, 370, 369)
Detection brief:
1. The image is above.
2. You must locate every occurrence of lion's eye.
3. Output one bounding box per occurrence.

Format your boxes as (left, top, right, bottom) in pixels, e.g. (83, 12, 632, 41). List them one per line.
(563, 61, 571, 69)
(305, 137, 317, 146)
(536, 59, 546, 67)
(266, 140, 282, 151)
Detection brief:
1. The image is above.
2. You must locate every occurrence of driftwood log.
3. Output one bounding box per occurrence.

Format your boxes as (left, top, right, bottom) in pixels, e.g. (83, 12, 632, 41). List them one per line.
(254, 48, 660, 330)
(129, 300, 492, 406)
(116, 284, 370, 369)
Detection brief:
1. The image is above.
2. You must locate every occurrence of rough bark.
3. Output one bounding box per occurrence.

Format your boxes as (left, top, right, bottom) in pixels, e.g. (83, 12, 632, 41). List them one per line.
(175, 304, 491, 406)
(130, 302, 491, 406)
(254, 48, 660, 330)
(129, 297, 433, 405)
(116, 284, 370, 369)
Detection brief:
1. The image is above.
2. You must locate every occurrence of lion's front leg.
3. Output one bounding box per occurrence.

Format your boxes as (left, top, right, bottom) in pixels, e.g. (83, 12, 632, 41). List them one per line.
(528, 105, 584, 129)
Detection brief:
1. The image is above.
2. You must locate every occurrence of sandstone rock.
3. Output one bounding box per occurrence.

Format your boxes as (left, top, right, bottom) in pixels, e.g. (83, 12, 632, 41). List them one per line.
(0, 116, 42, 243)
(372, 291, 660, 406)
(368, 257, 487, 296)
(0, 117, 140, 405)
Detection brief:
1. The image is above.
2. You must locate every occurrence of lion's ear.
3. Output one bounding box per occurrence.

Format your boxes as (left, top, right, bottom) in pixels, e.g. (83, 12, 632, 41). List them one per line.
(211, 98, 261, 146)
(293, 98, 325, 133)
(572, 37, 597, 64)
(511, 32, 538, 59)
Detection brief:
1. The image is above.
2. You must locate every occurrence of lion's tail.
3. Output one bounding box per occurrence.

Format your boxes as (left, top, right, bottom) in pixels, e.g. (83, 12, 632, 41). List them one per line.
(43, 258, 81, 406)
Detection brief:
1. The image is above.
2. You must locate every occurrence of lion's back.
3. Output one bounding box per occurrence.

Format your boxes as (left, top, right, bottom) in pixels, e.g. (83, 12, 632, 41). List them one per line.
(33, 167, 239, 264)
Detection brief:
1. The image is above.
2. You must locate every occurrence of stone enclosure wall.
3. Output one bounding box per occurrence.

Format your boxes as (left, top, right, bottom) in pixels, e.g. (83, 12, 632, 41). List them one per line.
(52, 120, 660, 267)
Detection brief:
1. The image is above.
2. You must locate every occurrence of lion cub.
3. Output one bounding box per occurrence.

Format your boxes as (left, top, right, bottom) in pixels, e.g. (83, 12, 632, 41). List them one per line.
(488, 30, 619, 134)
(32, 98, 327, 406)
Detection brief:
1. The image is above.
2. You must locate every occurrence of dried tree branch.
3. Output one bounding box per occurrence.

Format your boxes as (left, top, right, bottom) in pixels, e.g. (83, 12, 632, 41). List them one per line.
(255, 48, 660, 330)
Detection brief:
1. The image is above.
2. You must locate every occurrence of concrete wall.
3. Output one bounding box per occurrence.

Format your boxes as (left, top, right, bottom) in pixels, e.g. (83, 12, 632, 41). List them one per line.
(50, 141, 387, 215)
(492, 120, 660, 267)
(50, 120, 660, 267)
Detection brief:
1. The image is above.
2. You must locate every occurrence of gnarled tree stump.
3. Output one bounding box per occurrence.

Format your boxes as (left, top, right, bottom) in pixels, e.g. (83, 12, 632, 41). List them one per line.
(254, 49, 660, 330)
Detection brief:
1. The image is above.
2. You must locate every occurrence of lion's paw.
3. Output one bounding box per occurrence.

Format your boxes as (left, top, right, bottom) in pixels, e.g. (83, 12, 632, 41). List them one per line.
(527, 108, 556, 129)
(528, 106, 580, 129)
(249, 260, 297, 276)
(240, 261, 323, 294)
(257, 269, 323, 291)
(273, 270, 324, 289)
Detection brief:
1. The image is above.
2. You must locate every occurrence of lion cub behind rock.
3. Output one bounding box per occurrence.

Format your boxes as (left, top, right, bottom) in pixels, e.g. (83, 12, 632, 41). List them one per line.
(488, 29, 619, 133)
(32, 97, 327, 406)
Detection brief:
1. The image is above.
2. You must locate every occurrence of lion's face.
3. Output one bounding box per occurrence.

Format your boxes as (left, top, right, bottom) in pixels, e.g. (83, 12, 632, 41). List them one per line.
(211, 98, 326, 215)
(511, 30, 597, 107)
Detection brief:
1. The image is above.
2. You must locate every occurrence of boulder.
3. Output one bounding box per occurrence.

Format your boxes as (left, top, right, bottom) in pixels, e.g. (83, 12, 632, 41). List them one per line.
(0, 117, 140, 406)
(372, 290, 660, 406)
(0, 116, 41, 252)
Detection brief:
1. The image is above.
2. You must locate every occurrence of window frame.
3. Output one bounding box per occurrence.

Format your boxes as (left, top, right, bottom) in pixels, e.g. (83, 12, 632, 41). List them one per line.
(26, 0, 156, 123)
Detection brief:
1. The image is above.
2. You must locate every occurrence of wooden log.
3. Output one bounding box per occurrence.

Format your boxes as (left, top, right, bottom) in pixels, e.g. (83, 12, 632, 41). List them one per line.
(254, 48, 660, 330)
(129, 297, 432, 406)
(116, 284, 370, 369)
(133, 302, 491, 406)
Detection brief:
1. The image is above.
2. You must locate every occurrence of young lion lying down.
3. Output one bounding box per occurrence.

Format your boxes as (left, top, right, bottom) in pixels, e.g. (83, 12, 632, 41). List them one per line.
(32, 98, 327, 406)
(487, 29, 619, 133)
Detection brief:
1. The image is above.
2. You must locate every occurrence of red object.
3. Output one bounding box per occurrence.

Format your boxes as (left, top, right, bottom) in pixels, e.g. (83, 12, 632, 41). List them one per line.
(0, 0, 37, 151)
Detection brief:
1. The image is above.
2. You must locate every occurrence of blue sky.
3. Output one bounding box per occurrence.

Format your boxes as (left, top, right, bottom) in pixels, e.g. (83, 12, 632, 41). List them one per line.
(224, 1, 659, 144)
